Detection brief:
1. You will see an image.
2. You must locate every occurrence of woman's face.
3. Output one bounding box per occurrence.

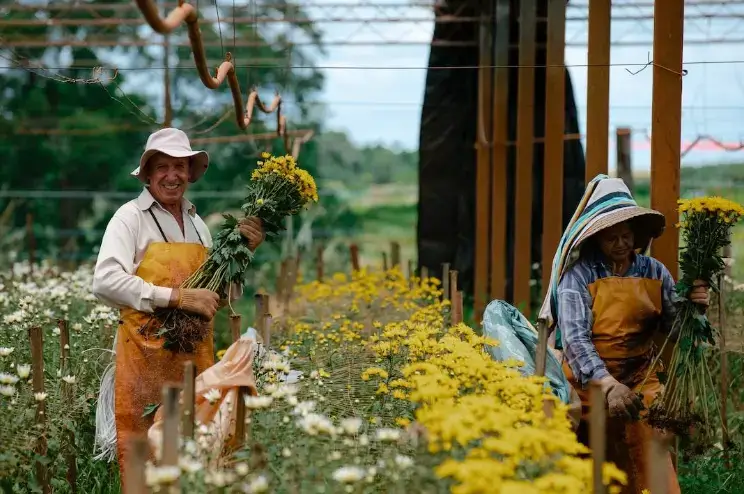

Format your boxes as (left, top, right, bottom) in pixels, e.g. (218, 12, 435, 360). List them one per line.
(597, 222, 635, 264)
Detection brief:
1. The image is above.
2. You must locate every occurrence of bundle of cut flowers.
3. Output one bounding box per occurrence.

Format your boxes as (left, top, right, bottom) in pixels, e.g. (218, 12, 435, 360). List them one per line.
(147, 152, 318, 352)
(646, 196, 744, 440)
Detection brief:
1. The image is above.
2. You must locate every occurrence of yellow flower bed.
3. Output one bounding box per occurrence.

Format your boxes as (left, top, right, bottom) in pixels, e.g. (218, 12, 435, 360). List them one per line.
(282, 267, 627, 493)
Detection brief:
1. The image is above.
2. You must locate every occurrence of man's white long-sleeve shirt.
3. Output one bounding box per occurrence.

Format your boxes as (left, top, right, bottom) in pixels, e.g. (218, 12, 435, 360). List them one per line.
(93, 187, 214, 313)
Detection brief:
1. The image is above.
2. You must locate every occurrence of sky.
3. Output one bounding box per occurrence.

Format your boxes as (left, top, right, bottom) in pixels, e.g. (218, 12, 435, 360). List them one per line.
(310, 1, 744, 171)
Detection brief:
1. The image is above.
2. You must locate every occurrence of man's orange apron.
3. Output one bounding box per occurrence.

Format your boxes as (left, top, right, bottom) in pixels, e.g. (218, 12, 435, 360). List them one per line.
(114, 236, 214, 483)
(562, 276, 680, 494)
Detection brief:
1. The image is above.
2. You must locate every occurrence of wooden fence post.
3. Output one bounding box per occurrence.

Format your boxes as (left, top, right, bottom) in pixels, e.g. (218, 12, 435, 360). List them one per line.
(349, 244, 360, 272)
(160, 385, 180, 468)
(390, 241, 401, 269)
(646, 435, 669, 494)
(589, 381, 607, 494)
(615, 127, 633, 192)
(230, 313, 242, 343)
(382, 252, 389, 272)
(58, 319, 77, 492)
(441, 263, 451, 302)
(535, 318, 549, 378)
(421, 266, 429, 281)
(29, 326, 49, 494)
(181, 361, 196, 439)
(124, 436, 149, 494)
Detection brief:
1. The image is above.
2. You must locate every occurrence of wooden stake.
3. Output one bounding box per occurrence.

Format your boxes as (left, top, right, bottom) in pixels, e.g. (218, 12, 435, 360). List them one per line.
(585, 0, 611, 181)
(58, 319, 70, 375)
(181, 361, 196, 439)
(58, 319, 77, 492)
(262, 313, 272, 349)
(382, 251, 389, 272)
(442, 263, 451, 301)
(589, 381, 607, 494)
(233, 387, 247, 450)
(647, 435, 669, 494)
(29, 326, 49, 493)
(407, 259, 414, 288)
(451, 291, 464, 325)
(160, 385, 180, 467)
(390, 241, 401, 268)
(230, 313, 242, 343)
(449, 270, 459, 299)
(349, 244, 360, 272)
(535, 318, 548, 378)
(615, 127, 634, 192)
(123, 436, 149, 494)
(277, 259, 289, 300)
(316, 245, 324, 282)
(421, 266, 429, 281)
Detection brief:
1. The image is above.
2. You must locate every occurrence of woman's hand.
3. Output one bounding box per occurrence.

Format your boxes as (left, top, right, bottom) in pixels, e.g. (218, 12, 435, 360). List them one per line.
(238, 217, 265, 250)
(689, 280, 710, 309)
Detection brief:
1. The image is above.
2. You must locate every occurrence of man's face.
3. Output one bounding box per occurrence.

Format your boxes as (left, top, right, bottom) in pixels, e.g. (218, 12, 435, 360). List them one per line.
(596, 221, 635, 264)
(146, 153, 190, 206)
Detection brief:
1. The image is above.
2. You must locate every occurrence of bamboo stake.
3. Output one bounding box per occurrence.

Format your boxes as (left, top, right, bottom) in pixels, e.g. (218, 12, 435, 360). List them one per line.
(181, 361, 196, 439)
(124, 437, 149, 494)
(160, 385, 181, 468)
(350, 244, 360, 272)
(589, 381, 607, 494)
(390, 241, 401, 268)
(29, 326, 49, 494)
(442, 263, 451, 302)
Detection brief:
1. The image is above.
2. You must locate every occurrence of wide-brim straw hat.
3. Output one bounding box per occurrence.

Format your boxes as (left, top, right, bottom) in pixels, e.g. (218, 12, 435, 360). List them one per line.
(573, 178, 666, 252)
(131, 128, 209, 183)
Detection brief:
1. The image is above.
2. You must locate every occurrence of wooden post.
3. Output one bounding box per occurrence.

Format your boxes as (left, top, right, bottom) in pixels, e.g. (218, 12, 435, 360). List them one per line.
(230, 313, 242, 343)
(58, 319, 77, 492)
(262, 313, 272, 349)
(382, 252, 389, 272)
(254, 294, 270, 346)
(513, 0, 537, 315)
(349, 244, 360, 272)
(449, 270, 459, 300)
(124, 437, 149, 494)
(407, 259, 414, 288)
(615, 127, 633, 192)
(441, 263, 451, 302)
(535, 319, 548, 378)
(589, 381, 607, 494)
(181, 361, 196, 439)
(316, 245, 324, 282)
(647, 435, 670, 494)
(490, 0, 510, 303)
(585, 0, 611, 182)
(277, 259, 289, 300)
(233, 387, 247, 450)
(160, 385, 180, 468)
(650, 0, 684, 278)
(542, 0, 566, 298)
(474, 4, 493, 322)
(390, 241, 401, 268)
(451, 291, 464, 325)
(421, 266, 429, 281)
(718, 272, 730, 467)
(29, 326, 49, 494)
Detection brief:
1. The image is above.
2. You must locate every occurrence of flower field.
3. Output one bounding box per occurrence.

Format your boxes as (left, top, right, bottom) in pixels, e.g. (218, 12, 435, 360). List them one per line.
(0, 262, 628, 493)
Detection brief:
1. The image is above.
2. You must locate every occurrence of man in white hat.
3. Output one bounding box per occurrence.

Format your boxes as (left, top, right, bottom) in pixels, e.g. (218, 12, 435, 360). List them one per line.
(91, 128, 265, 482)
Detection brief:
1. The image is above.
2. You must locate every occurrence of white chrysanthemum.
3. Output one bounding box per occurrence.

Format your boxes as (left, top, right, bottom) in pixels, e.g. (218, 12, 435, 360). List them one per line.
(243, 395, 273, 410)
(178, 456, 202, 474)
(34, 392, 48, 402)
(292, 400, 316, 416)
(331, 466, 365, 484)
(61, 375, 76, 385)
(145, 464, 181, 486)
(0, 385, 15, 397)
(248, 475, 269, 493)
(339, 417, 362, 435)
(16, 364, 31, 379)
(0, 347, 14, 357)
(203, 388, 221, 404)
(374, 428, 401, 442)
(394, 454, 414, 469)
(0, 373, 19, 385)
(297, 413, 335, 436)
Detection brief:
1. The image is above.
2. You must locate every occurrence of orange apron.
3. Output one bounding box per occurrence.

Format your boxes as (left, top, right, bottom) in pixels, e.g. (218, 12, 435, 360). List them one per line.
(562, 277, 680, 494)
(114, 241, 214, 483)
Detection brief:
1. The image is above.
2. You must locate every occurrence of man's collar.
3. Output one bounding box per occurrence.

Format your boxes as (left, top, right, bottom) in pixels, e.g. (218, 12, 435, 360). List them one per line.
(136, 187, 196, 216)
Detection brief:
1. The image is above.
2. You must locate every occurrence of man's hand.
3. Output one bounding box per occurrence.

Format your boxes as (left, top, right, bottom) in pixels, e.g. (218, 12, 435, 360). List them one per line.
(176, 288, 220, 320)
(600, 376, 644, 420)
(238, 217, 265, 251)
(689, 280, 710, 309)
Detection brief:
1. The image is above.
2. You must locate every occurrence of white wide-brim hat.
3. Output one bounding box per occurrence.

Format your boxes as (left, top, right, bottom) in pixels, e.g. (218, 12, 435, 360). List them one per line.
(131, 127, 209, 183)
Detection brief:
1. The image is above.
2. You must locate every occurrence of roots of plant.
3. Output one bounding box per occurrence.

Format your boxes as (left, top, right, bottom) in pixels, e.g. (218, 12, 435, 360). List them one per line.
(139, 309, 211, 353)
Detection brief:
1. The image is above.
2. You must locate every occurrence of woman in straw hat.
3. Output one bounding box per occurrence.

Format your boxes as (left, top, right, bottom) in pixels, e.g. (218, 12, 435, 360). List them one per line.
(538, 175, 709, 494)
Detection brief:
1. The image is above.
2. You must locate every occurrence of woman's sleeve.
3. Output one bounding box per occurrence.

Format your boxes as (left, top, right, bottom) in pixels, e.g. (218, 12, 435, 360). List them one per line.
(558, 267, 609, 388)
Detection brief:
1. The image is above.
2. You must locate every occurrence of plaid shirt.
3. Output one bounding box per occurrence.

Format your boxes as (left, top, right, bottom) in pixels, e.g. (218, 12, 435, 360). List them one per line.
(557, 253, 678, 387)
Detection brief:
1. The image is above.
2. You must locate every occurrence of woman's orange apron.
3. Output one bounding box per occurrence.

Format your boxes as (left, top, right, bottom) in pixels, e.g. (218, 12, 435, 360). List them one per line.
(562, 277, 680, 494)
(114, 240, 214, 484)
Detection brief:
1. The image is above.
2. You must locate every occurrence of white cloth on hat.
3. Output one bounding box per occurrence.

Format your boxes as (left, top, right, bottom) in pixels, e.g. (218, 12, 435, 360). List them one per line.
(131, 127, 209, 183)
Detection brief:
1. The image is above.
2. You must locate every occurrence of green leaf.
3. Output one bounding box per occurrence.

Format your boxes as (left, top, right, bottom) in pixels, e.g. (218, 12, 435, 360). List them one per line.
(142, 403, 160, 418)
